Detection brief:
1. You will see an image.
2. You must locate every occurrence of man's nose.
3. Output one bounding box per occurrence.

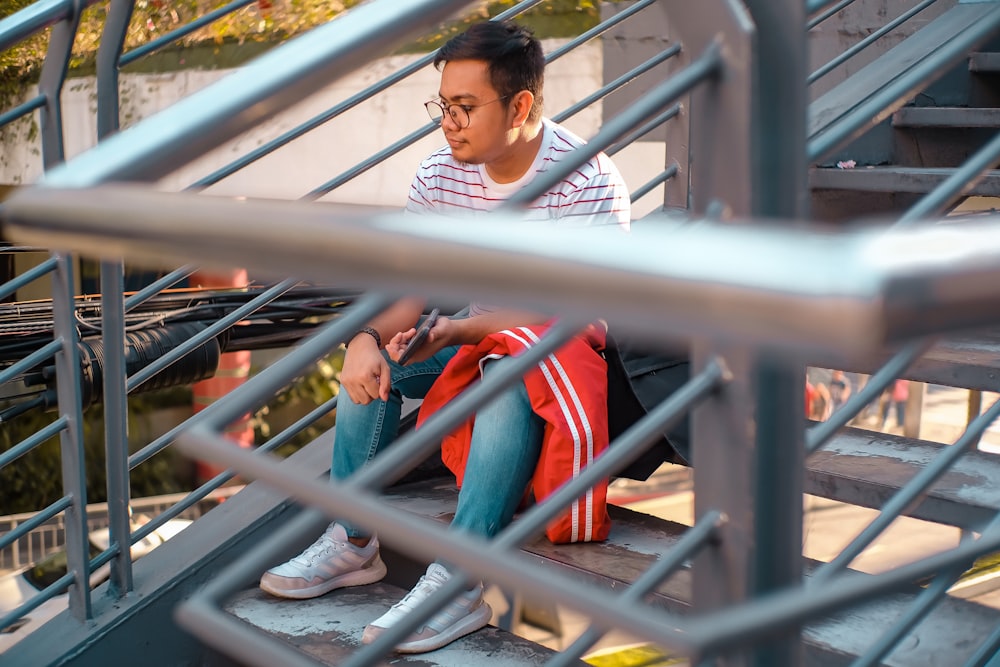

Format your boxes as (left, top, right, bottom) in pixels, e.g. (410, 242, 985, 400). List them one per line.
(440, 111, 461, 131)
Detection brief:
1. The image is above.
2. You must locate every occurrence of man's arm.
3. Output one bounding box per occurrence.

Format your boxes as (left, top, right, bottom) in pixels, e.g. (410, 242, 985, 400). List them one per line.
(386, 307, 551, 366)
(341, 297, 425, 404)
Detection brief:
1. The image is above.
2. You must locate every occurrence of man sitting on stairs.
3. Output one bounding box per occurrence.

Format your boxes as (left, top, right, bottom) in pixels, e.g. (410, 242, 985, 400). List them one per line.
(259, 19, 631, 654)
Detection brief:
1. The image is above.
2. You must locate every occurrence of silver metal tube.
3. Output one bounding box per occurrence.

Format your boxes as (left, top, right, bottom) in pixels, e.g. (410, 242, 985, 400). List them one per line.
(17, 185, 1000, 356)
(552, 44, 682, 124)
(807, 0, 857, 30)
(808, 3, 1000, 161)
(899, 130, 1000, 225)
(119, 0, 255, 66)
(0, 338, 60, 385)
(126, 293, 390, 468)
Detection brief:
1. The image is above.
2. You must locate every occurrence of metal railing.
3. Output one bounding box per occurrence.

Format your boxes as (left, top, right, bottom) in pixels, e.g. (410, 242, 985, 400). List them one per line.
(4, 0, 1000, 665)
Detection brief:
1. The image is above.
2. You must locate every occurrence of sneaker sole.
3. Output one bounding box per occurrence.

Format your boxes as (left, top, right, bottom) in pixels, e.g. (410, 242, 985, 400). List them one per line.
(394, 601, 493, 654)
(259, 556, 387, 599)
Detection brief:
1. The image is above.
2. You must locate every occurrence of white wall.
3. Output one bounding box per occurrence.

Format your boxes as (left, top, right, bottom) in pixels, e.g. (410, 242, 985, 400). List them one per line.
(1, 39, 665, 217)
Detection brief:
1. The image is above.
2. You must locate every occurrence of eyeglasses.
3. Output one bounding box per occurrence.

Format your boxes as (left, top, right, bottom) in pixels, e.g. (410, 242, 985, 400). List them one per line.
(424, 96, 509, 129)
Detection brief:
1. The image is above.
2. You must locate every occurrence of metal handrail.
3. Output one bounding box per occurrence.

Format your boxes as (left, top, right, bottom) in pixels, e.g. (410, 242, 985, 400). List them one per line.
(808, 2, 1000, 161)
(0, 94, 46, 128)
(0, 417, 68, 469)
(546, 510, 726, 667)
(126, 278, 297, 392)
(0, 255, 57, 300)
(304, 5, 675, 201)
(0, 494, 71, 550)
(192, 0, 550, 189)
(118, 0, 257, 67)
(631, 163, 678, 203)
(807, 0, 856, 29)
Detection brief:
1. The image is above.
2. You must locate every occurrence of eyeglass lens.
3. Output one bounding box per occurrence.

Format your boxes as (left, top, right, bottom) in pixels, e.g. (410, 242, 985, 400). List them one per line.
(425, 101, 469, 128)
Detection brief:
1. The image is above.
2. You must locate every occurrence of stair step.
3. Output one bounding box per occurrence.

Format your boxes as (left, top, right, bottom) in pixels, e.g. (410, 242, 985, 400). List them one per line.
(807, 426, 1000, 531)
(969, 52, 1000, 73)
(893, 106, 1000, 128)
(809, 2, 1000, 158)
(812, 332, 1000, 393)
(224, 478, 1000, 666)
(809, 166, 1000, 196)
(225, 585, 573, 666)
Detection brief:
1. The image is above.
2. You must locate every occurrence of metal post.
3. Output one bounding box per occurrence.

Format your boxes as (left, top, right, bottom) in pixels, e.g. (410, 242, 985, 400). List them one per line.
(742, 1, 808, 665)
(50, 253, 90, 621)
(95, 0, 137, 597)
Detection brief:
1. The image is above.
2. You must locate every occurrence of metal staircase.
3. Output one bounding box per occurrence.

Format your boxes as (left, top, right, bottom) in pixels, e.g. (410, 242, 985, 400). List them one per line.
(4, 1, 1000, 666)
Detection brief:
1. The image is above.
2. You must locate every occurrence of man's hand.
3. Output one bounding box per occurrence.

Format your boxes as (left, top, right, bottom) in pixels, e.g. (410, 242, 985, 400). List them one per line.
(387, 316, 454, 365)
(341, 334, 390, 404)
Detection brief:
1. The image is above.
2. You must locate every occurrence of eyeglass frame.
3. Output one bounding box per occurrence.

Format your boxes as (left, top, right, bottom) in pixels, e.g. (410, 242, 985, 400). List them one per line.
(424, 95, 511, 129)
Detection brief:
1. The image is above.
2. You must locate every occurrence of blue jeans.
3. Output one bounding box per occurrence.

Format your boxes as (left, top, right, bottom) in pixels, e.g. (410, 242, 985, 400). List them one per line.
(332, 349, 544, 540)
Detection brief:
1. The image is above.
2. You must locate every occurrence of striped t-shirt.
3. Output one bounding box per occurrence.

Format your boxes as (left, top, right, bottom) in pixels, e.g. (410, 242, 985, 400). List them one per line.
(405, 118, 631, 229)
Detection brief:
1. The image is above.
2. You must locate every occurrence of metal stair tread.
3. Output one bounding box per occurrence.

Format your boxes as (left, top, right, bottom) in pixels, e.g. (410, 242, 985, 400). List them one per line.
(807, 425, 1000, 531)
(375, 478, 1000, 666)
(810, 165, 1000, 195)
(808, 2, 1000, 154)
(224, 584, 574, 666)
(892, 106, 1000, 128)
(811, 331, 1000, 393)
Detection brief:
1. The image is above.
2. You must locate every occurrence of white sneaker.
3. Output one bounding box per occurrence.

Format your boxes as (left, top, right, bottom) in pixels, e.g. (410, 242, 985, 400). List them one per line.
(259, 522, 386, 599)
(361, 562, 492, 653)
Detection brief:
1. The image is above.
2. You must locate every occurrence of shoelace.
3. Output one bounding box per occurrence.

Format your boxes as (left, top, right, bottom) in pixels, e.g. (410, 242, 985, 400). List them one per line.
(391, 569, 449, 614)
(293, 533, 344, 566)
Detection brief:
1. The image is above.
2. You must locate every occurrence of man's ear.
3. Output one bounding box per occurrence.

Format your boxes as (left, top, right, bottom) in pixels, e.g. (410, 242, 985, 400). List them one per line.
(511, 90, 534, 127)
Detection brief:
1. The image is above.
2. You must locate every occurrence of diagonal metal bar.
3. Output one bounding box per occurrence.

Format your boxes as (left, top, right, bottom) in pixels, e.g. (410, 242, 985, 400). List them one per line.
(38, 0, 475, 187)
(606, 104, 681, 156)
(630, 163, 679, 203)
(503, 43, 722, 209)
(497, 358, 727, 549)
(128, 292, 391, 468)
(119, 0, 256, 66)
(0, 495, 71, 550)
(552, 44, 682, 125)
(0, 255, 57, 300)
(347, 319, 582, 491)
(0, 95, 47, 129)
(192, 0, 549, 189)
(809, 0, 939, 83)
(812, 395, 1000, 581)
(545, 510, 726, 667)
(807, 0, 858, 29)
(174, 427, 701, 653)
(0, 416, 67, 468)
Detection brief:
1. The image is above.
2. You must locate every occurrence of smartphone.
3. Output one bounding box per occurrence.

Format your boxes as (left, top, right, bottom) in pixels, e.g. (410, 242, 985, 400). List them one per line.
(397, 308, 440, 365)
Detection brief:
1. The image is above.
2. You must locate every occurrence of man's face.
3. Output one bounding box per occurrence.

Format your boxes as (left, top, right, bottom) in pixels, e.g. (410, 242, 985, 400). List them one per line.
(436, 59, 514, 165)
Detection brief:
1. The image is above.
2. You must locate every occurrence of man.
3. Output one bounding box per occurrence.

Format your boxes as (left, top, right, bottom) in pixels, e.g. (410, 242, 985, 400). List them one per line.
(260, 20, 630, 653)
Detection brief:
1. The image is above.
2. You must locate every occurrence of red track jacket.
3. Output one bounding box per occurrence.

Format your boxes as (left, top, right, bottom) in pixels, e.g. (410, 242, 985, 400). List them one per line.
(417, 323, 611, 544)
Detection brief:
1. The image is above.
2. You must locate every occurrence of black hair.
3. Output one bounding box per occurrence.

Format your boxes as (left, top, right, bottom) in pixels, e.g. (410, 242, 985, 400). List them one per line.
(434, 20, 545, 122)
